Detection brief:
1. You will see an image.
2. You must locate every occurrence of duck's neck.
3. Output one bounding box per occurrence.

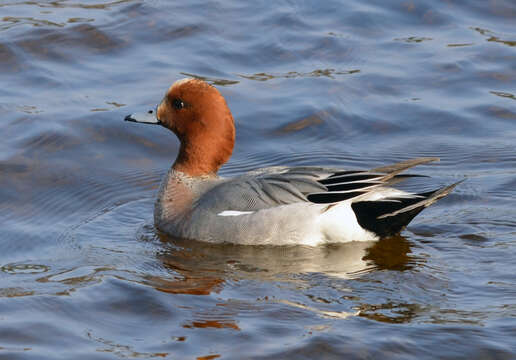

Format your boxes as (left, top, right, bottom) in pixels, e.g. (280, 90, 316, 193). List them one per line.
(172, 133, 234, 177)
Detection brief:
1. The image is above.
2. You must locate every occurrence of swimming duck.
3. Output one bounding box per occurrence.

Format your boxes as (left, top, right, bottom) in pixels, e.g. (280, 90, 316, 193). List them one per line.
(125, 78, 459, 246)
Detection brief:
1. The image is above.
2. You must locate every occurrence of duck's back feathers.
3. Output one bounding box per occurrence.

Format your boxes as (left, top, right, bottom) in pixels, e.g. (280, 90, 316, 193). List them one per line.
(203, 158, 441, 212)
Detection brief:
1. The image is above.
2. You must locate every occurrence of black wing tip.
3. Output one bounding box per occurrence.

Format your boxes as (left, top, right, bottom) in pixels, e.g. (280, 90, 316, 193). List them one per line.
(307, 191, 366, 204)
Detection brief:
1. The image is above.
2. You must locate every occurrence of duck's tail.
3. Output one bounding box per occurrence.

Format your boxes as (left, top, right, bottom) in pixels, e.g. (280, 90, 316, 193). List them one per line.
(351, 180, 463, 238)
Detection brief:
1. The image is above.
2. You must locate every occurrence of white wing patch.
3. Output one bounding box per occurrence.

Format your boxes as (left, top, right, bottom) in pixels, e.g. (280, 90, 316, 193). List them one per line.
(217, 210, 255, 217)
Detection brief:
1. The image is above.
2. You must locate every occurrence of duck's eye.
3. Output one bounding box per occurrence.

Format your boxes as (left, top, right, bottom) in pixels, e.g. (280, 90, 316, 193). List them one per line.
(172, 98, 185, 110)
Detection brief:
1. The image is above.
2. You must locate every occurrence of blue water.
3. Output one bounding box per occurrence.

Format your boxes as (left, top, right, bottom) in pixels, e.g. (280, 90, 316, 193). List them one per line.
(1, 1, 516, 358)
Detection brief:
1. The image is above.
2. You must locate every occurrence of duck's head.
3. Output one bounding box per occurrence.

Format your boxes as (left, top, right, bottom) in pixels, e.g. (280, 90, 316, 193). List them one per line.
(125, 78, 235, 177)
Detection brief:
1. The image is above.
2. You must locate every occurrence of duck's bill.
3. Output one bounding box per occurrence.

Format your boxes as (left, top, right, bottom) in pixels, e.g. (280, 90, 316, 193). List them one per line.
(124, 110, 161, 125)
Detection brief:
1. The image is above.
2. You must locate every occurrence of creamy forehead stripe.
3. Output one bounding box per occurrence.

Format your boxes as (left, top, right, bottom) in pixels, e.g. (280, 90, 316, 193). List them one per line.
(174, 78, 193, 86)
(217, 210, 254, 216)
(169, 78, 195, 92)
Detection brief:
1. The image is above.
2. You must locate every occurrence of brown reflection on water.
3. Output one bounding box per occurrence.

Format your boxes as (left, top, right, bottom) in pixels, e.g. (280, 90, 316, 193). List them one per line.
(145, 234, 421, 328)
(1, 263, 49, 275)
(394, 36, 433, 43)
(184, 320, 240, 331)
(357, 302, 420, 324)
(473, 26, 516, 47)
(363, 235, 417, 271)
(0, 288, 34, 298)
(239, 68, 360, 81)
(146, 274, 223, 296)
(196, 355, 221, 360)
(2, 16, 65, 29)
(150, 233, 415, 296)
(274, 111, 325, 134)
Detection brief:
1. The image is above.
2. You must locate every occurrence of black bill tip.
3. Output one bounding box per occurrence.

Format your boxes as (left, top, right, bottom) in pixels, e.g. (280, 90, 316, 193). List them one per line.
(124, 114, 136, 122)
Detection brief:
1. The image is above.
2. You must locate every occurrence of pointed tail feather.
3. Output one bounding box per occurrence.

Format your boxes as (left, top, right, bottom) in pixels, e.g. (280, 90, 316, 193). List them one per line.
(372, 157, 439, 181)
(377, 180, 464, 219)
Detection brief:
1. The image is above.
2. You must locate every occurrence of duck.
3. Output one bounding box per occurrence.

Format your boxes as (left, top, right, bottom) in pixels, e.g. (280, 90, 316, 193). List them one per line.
(125, 78, 460, 246)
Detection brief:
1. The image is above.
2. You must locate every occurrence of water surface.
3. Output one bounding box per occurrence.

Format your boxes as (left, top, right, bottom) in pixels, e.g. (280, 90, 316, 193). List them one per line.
(1, 1, 516, 359)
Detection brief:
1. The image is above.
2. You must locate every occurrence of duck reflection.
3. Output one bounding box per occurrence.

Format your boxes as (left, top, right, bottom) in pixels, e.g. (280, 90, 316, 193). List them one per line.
(147, 234, 415, 296)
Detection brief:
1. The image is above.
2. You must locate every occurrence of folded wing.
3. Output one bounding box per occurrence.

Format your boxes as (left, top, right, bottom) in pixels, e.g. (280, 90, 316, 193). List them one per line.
(199, 158, 459, 229)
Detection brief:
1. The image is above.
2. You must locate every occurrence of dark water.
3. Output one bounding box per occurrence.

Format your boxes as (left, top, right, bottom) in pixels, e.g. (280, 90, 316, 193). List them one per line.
(1, 0, 516, 358)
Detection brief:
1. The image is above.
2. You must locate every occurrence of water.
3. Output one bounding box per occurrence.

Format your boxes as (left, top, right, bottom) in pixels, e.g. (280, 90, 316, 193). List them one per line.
(1, 0, 516, 358)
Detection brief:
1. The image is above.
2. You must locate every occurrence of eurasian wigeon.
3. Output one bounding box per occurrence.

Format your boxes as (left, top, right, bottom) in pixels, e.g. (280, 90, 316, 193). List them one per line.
(125, 78, 460, 246)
